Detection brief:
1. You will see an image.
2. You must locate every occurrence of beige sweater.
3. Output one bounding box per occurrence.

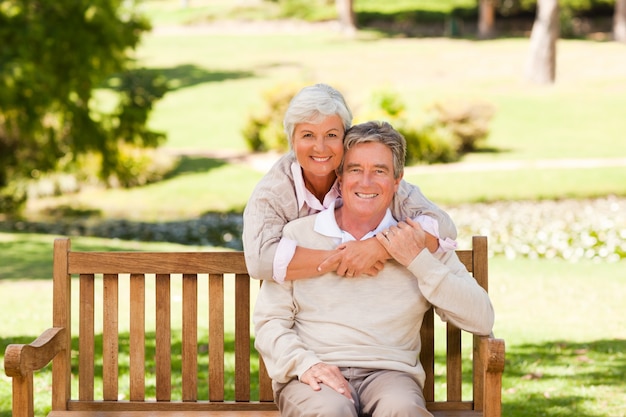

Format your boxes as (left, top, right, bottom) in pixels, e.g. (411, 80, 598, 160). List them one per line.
(253, 213, 494, 388)
(243, 152, 457, 280)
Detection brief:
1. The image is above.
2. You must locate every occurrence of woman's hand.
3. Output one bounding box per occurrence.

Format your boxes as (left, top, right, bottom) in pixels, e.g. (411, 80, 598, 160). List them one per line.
(317, 238, 388, 277)
(376, 218, 428, 267)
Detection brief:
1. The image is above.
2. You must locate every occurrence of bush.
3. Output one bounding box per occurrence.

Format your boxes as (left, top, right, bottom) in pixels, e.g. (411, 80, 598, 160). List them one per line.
(429, 98, 495, 153)
(242, 83, 304, 152)
(364, 89, 494, 164)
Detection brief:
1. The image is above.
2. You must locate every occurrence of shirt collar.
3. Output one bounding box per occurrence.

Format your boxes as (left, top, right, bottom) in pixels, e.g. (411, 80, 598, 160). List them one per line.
(291, 161, 340, 212)
(314, 199, 398, 243)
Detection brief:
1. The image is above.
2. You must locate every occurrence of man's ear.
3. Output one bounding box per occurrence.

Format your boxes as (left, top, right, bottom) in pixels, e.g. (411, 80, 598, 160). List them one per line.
(394, 171, 403, 190)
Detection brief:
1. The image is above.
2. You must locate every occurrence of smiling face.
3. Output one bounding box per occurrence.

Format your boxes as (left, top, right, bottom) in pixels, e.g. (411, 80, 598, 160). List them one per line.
(292, 114, 345, 189)
(338, 141, 402, 232)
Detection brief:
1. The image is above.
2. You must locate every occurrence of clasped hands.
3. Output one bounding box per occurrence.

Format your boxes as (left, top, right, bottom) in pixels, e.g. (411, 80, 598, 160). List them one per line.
(317, 218, 433, 277)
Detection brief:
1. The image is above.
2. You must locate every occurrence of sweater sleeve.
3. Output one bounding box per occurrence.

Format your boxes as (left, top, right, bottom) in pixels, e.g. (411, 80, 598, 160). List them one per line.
(253, 279, 322, 383)
(243, 154, 300, 280)
(391, 180, 457, 241)
(407, 249, 494, 336)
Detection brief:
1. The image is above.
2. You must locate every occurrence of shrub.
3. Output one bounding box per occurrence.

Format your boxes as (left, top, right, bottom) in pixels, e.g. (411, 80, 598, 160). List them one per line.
(364, 89, 494, 164)
(242, 83, 304, 152)
(429, 98, 495, 153)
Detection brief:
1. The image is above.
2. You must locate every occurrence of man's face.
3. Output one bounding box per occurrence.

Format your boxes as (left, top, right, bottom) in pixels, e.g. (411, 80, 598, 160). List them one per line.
(339, 141, 401, 220)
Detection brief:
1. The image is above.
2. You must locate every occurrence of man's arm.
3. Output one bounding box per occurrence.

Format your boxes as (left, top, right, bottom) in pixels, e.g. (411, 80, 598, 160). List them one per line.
(253, 280, 321, 382)
(377, 219, 494, 336)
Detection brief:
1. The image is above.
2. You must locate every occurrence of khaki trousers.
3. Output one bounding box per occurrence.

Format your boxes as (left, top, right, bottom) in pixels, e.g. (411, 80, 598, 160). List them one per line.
(273, 368, 433, 417)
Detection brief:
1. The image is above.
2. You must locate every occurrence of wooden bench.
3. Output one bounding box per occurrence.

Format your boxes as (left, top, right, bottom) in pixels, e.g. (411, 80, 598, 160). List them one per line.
(4, 235, 505, 417)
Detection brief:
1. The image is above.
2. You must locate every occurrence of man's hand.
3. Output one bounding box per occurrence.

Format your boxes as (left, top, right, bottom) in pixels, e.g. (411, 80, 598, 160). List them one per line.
(299, 362, 354, 402)
(317, 238, 388, 277)
(376, 218, 431, 267)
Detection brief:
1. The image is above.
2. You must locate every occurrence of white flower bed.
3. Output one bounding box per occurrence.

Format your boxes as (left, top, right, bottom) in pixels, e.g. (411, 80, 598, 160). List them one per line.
(447, 196, 625, 262)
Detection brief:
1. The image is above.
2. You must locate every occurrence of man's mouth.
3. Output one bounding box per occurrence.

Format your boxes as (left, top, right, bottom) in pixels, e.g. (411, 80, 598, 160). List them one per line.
(355, 193, 378, 199)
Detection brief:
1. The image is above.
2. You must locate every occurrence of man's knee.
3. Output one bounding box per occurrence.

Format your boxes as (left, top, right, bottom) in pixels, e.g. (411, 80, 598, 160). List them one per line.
(372, 393, 432, 417)
(277, 382, 357, 417)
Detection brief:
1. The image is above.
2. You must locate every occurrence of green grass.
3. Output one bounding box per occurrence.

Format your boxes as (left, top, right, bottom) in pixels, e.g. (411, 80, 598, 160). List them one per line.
(405, 166, 626, 205)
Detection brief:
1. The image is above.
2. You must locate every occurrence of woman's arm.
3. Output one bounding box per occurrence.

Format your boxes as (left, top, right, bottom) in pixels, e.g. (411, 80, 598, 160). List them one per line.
(392, 179, 457, 244)
(242, 154, 300, 280)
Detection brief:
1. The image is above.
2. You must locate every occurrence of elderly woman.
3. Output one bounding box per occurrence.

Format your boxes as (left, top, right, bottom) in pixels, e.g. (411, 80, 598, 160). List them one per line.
(243, 83, 456, 282)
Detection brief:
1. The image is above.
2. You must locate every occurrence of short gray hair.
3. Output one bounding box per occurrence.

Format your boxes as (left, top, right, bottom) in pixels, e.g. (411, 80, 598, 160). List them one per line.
(339, 121, 406, 179)
(283, 83, 352, 147)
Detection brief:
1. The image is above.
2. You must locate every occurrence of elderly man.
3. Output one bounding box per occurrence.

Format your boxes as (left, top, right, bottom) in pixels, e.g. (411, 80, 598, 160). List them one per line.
(253, 121, 495, 417)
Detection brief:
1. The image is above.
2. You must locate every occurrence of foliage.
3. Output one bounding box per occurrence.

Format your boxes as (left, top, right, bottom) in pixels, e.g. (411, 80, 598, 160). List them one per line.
(0, 0, 166, 214)
(364, 90, 494, 164)
(429, 99, 495, 153)
(497, 0, 615, 16)
(242, 83, 304, 152)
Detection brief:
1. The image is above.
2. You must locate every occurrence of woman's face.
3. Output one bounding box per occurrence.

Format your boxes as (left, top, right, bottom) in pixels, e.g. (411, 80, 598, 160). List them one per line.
(292, 114, 345, 179)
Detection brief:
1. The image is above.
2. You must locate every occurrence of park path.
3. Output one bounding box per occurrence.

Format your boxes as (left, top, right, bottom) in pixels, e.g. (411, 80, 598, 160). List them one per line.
(185, 149, 626, 174)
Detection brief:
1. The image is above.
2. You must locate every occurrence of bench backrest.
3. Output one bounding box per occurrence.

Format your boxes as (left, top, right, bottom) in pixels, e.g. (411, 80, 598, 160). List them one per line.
(50, 236, 488, 412)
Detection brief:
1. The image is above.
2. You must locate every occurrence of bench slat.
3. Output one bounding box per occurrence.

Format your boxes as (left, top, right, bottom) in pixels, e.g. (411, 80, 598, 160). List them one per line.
(208, 274, 225, 401)
(182, 274, 198, 401)
(420, 307, 435, 402)
(130, 273, 146, 401)
(155, 273, 172, 401)
(78, 274, 95, 401)
(446, 323, 462, 402)
(103, 273, 119, 401)
(235, 274, 251, 401)
(68, 252, 249, 274)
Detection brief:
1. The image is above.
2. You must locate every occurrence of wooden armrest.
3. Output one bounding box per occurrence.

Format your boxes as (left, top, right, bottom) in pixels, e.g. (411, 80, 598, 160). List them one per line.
(4, 327, 67, 377)
(479, 335, 505, 373)
(478, 334, 505, 417)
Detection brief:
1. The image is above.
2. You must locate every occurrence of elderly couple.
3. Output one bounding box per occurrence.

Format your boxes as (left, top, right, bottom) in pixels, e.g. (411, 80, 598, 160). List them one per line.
(242, 84, 495, 417)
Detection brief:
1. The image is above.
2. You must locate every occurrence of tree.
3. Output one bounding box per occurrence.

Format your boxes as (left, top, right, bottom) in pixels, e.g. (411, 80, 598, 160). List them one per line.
(615, 0, 626, 43)
(0, 0, 164, 213)
(478, 0, 497, 39)
(336, 0, 356, 35)
(525, 0, 559, 84)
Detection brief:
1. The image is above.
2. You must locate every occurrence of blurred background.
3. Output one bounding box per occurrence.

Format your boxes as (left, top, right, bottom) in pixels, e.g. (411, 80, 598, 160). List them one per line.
(1, 1, 625, 416)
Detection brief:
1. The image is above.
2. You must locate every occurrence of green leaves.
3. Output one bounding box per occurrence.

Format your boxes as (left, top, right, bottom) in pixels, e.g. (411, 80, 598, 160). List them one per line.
(0, 0, 161, 213)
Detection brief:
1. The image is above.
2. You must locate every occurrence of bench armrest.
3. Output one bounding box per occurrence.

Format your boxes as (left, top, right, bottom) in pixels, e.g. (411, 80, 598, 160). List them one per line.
(479, 334, 505, 417)
(4, 327, 68, 417)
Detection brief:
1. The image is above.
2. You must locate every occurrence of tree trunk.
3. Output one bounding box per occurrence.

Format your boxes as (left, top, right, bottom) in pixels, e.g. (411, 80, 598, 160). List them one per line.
(525, 0, 559, 84)
(478, 0, 496, 39)
(336, 0, 357, 35)
(614, 0, 626, 43)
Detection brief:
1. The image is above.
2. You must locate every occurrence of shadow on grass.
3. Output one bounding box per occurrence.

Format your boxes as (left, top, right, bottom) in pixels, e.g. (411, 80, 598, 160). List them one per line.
(502, 339, 626, 417)
(166, 155, 228, 177)
(106, 64, 254, 92)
